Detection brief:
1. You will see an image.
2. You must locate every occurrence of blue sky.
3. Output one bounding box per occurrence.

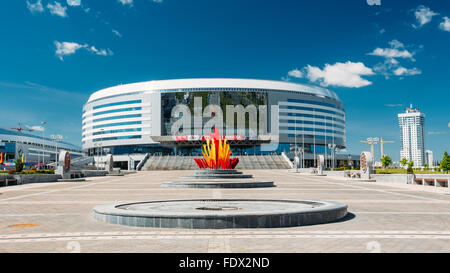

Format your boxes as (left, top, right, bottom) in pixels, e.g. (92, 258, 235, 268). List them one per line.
(0, 0, 449, 161)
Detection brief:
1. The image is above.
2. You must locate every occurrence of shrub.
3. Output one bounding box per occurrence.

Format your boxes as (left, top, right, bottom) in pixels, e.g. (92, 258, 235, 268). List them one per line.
(381, 155, 393, 168)
(407, 161, 414, 174)
(15, 159, 23, 173)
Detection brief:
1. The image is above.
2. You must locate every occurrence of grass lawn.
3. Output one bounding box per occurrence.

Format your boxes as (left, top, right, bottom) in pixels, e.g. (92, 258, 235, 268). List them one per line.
(375, 169, 445, 174)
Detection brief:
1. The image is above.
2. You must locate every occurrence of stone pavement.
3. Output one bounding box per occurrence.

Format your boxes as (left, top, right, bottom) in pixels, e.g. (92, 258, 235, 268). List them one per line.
(0, 170, 450, 253)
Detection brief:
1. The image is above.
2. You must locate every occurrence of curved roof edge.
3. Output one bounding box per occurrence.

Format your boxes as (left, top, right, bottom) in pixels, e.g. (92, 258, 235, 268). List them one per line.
(87, 78, 340, 103)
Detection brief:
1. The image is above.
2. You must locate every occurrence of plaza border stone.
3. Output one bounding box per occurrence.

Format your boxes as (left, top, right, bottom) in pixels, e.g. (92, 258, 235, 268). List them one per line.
(93, 199, 348, 229)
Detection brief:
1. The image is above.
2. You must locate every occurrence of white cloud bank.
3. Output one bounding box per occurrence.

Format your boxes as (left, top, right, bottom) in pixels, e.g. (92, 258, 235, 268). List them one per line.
(368, 39, 415, 60)
(393, 67, 422, 76)
(287, 69, 302, 78)
(66, 0, 81, 6)
(369, 40, 421, 78)
(26, 0, 44, 13)
(118, 0, 133, 5)
(304, 62, 375, 88)
(440, 17, 450, 32)
(54, 41, 113, 60)
(413, 5, 438, 28)
(47, 1, 68, 17)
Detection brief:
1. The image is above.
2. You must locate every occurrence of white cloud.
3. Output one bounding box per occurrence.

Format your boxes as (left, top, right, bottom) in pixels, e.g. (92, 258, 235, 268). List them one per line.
(118, 0, 133, 5)
(55, 41, 87, 60)
(439, 17, 450, 32)
(304, 61, 375, 88)
(26, 0, 44, 13)
(66, 0, 81, 6)
(47, 1, 68, 17)
(384, 104, 404, 107)
(389, 39, 404, 49)
(287, 69, 303, 78)
(87, 46, 114, 56)
(369, 40, 422, 78)
(428, 131, 449, 135)
(413, 5, 438, 28)
(28, 125, 44, 132)
(112, 29, 122, 37)
(368, 39, 414, 60)
(393, 67, 422, 76)
(54, 41, 113, 60)
(368, 48, 414, 60)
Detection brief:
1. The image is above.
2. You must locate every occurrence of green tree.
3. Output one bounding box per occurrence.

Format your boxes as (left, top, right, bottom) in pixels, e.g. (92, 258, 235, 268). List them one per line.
(399, 158, 408, 168)
(381, 155, 393, 168)
(440, 151, 450, 174)
(15, 159, 23, 173)
(407, 161, 414, 174)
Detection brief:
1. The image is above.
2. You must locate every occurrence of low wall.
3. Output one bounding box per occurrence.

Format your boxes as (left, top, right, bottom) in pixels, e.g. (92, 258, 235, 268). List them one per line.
(81, 170, 108, 177)
(13, 174, 62, 184)
(323, 171, 347, 177)
(374, 174, 450, 184)
(374, 174, 413, 184)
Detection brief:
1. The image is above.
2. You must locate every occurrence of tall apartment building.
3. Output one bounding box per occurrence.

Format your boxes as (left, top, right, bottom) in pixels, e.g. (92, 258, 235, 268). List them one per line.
(398, 105, 425, 167)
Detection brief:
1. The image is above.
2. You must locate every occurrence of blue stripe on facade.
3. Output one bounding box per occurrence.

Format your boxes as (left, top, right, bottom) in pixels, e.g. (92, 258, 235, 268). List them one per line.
(93, 135, 142, 142)
(285, 106, 344, 117)
(92, 128, 142, 136)
(93, 107, 142, 116)
(92, 100, 142, 110)
(93, 114, 142, 123)
(286, 98, 344, 110)
(93, 121, 142, 129)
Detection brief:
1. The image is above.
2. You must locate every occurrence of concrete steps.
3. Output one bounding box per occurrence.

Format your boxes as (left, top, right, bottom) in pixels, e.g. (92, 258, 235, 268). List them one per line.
(140, 155, 291, 171)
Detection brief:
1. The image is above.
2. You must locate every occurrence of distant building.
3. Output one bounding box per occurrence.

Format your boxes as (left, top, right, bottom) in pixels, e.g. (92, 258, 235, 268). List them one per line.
(398, 105, 425, 167)
(425, 150, 434, 168)
(0, 127, 82, 165)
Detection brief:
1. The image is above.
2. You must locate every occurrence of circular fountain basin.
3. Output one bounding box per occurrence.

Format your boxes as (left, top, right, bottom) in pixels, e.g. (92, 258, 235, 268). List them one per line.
(181, 169, 253, 179)
(93, 199, 348, 229)
(162, 180, 274, 188)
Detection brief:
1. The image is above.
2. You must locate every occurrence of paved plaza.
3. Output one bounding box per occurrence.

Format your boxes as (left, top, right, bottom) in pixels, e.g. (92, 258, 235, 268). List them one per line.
(1, 170, 450, 253)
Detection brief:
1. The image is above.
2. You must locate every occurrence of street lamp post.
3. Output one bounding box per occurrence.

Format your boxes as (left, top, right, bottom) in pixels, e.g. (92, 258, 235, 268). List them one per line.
(298, 147, 304, 169)
(328, 143, 337, 169)
(100, 129, 104, 170)
(51, 135, 63, 168)
(41, 121, 47, 169)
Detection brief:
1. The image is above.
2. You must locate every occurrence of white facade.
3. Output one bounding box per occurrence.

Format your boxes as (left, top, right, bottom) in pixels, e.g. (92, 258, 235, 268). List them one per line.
(398, 106, 425, 167)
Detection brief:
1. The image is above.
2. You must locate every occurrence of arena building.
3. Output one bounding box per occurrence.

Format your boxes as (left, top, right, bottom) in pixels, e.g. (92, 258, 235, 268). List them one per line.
(0, 127, 82, 166)
(82, 78, 358, 168)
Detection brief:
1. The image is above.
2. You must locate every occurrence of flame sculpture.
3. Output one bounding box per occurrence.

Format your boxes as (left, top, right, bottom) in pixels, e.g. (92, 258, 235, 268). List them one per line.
(194, 128, 239, 169)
